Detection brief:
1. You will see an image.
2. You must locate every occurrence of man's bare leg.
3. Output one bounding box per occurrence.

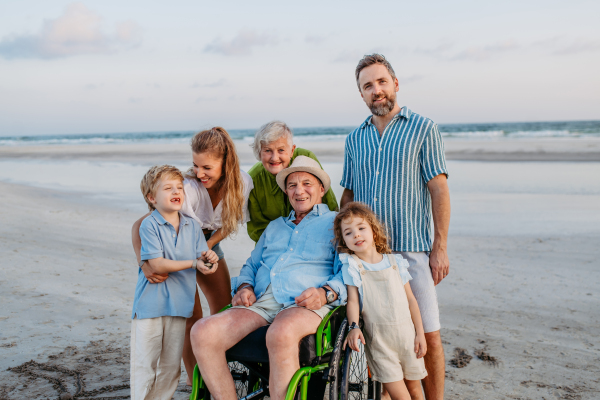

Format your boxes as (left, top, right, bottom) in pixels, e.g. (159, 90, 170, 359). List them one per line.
(422, 331, 445, 400)
(265, 307, 322, 400)
(191, 308, 268, 400)
(184, 262, 232, 384)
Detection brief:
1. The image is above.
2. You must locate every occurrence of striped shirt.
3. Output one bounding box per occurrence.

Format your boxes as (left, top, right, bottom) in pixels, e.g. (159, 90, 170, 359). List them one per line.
(341, 107, 448, 252)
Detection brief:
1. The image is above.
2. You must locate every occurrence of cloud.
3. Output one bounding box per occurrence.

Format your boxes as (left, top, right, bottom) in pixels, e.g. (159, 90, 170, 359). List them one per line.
(414, 42, 454, 57)
(190, 78, 226, 88)
(305, 35, 327, 45)
(450, 40, 518, 61)
(397, 74, 424, 85)
(195, 96, 217, 103)
(0, 2, 142, 59)
(203, 29, 277, 56)
(533, 36, 600, 55)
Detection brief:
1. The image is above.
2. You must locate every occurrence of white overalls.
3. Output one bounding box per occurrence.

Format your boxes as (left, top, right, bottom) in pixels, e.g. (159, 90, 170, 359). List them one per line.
(351, 254, 427, 382)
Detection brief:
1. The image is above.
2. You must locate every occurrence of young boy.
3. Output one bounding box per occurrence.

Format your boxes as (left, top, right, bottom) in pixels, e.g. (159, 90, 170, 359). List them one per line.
(131, 165, 218, 400)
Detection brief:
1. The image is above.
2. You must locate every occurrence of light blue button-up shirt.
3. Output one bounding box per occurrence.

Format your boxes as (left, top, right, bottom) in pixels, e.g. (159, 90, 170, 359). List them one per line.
(132, 210, 208, 319)
(232, 204, 347, 307)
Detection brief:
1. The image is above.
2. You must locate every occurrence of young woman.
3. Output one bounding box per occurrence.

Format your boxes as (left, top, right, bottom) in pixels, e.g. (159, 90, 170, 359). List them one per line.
(131, 127, 253, 384)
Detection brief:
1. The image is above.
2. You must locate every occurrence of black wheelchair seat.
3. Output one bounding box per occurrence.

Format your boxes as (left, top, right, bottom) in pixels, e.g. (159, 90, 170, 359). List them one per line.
(226, 325, 317, 365)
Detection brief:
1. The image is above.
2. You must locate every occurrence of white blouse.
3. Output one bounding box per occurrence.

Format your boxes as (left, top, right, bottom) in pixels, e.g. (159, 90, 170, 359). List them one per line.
(181, 170, 253, 231)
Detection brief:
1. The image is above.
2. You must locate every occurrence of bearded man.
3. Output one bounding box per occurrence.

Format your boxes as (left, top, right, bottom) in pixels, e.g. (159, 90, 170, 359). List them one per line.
(340, 54, 451, 400)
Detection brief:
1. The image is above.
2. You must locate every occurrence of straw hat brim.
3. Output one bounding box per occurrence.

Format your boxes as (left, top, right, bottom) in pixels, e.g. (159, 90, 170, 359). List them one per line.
(276, 160, 331, 193)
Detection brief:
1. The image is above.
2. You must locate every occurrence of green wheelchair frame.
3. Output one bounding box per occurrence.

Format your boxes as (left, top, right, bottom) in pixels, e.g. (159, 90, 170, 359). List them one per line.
(189, 305, 381, 400)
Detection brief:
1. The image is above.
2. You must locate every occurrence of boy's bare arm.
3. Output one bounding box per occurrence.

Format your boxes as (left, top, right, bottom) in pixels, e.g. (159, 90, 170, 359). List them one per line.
(146, 257, 194, 274)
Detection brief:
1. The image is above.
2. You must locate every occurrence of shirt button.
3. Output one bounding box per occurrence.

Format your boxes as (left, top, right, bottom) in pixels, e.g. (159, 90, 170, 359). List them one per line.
(295, 231, 299, 234)
(376, 171, 379, 175)
(393, 265, 397, 270)
(172, 234, 176, 237)
(374, 198, 377, 202)
(280, 258, 284, 261)
(361, 270, 366, 275)
(379, 147, 382, 151)
(290, 248, 293, 251)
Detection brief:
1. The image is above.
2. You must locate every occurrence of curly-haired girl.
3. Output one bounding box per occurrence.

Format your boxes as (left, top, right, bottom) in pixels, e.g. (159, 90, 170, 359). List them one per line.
(333, 202, 428, 400)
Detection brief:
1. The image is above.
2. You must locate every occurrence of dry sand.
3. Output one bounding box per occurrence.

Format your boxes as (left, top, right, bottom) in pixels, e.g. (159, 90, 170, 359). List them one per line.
(1, 141, 599, 399)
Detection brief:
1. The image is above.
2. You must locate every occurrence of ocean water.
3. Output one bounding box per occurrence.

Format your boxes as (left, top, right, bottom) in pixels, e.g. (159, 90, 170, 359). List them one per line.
(1, 120, 599, 146)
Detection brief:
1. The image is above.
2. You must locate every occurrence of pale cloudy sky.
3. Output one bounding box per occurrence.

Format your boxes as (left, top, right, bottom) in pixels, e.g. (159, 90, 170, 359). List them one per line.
(1, 0, 599, 136)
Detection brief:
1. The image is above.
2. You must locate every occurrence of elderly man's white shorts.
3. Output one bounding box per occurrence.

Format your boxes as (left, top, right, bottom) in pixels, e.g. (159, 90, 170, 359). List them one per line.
(232, 285, 333, 323)
(395, 251, 441, 333)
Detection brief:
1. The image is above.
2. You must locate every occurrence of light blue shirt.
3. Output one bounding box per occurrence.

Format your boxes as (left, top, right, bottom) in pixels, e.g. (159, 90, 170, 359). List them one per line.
(341, 106, 449, 252)
(232, 204, 347, 307)
(339, 253, 411, 303)
(132, 209, 208, 319)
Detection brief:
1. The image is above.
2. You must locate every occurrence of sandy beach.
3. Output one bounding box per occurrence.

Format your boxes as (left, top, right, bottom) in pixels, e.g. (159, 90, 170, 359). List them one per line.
(1, 139, 600, 400)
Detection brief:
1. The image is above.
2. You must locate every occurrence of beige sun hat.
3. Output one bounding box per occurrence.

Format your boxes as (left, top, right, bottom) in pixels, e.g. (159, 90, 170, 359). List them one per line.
(276, 156, 331, 193)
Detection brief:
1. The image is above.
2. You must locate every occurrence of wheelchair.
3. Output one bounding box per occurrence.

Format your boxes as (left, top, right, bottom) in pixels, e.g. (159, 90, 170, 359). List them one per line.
(189, 305, 382, 400)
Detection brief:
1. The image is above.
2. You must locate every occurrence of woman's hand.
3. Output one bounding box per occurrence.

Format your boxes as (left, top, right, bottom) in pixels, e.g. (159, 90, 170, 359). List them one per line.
(343, 328, 365, 352)
(232, 285, 256, 307)
(201, 250, 219, 265)
(414, 332, 427, 358)
(141, 262, 169, 284)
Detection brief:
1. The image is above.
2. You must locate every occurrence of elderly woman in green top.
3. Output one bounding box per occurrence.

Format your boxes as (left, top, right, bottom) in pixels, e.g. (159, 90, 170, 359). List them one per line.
(247, 121, 339, 242)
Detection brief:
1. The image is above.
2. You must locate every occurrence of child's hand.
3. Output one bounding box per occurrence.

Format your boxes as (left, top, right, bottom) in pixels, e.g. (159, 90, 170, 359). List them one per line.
(414, 333, 427, 359)
(201, 250, 219, 265)
(343, 328, 365, 352)
(196, 258, 218, 275)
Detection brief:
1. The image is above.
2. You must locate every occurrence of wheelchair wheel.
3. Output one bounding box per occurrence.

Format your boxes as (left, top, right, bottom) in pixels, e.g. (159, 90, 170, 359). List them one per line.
(229, 361, 251, 398)
(329, 318, 379, 400)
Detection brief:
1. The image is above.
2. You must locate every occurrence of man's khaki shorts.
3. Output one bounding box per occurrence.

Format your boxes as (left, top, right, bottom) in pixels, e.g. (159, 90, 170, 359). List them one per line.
(232, 285, 333, 324)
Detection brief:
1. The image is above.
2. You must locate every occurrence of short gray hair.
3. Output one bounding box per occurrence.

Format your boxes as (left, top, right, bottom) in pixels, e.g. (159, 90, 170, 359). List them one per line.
(251, 121, 294, 160)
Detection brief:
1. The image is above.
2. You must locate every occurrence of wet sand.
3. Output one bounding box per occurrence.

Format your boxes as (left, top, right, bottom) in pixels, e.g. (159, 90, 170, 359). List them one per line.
(1, 142, 600, 399)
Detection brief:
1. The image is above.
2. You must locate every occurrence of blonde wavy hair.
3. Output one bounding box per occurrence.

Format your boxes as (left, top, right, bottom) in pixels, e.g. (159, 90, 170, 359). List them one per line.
(333, 202, 391, 255)
(186, 127, 245, 238)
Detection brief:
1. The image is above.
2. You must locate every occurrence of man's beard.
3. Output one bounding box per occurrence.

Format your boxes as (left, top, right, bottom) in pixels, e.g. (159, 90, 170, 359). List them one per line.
(369, 92, 396, 116)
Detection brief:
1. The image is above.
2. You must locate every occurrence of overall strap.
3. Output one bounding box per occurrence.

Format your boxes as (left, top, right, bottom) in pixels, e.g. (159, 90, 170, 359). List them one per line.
(350, 254, 365, 270)
(386, 253, 397, 268)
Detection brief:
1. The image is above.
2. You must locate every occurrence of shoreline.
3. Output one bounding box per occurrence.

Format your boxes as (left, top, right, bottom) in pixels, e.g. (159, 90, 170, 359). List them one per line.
(0, 137, 600, 163)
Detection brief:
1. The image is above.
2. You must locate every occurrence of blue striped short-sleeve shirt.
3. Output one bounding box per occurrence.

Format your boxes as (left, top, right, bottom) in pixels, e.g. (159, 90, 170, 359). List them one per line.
(341, 107, 448, 252)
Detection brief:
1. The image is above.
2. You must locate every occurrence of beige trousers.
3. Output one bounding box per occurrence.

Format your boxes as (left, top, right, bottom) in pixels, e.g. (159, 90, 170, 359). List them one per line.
(352, 254, 427, 383)
(130, 316, 186, 400)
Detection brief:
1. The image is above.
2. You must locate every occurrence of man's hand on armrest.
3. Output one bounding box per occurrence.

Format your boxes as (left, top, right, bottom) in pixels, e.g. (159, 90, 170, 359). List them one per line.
(232, 284, 256, 307)
(295, 286, 337, 310)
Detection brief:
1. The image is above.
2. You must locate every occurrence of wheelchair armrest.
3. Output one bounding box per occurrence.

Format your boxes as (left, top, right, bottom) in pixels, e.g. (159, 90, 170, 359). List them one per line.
(219, 304, 233, 313)
(315, 306, 346, 357)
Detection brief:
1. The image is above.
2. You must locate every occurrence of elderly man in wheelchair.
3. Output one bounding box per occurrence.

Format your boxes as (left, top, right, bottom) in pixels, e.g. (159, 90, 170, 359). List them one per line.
(190, 157, 374, 400)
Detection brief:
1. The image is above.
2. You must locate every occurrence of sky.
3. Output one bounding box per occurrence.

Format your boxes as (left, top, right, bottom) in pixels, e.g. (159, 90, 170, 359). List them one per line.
(0, 0, 599, 136)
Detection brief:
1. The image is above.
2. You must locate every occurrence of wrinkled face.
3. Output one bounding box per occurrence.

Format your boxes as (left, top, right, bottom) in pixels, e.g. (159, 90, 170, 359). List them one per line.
(192, 151, 223, 190)
(260, 135, 296, 175)
(285, 171, 324, 215)
(358, 64, 399, 117)
(340, 217, 374, 253)
(148, 177, 184, 214)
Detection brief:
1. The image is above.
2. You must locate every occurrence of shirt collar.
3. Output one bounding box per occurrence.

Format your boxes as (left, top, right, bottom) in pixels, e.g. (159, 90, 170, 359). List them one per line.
(287, 203, 331, 221)
(360, 106, 411, 129)
(150, 209, 189, 226)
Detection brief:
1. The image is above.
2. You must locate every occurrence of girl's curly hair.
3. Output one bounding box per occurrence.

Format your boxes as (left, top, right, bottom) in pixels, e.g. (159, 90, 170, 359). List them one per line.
(333, 202, 391, 254)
